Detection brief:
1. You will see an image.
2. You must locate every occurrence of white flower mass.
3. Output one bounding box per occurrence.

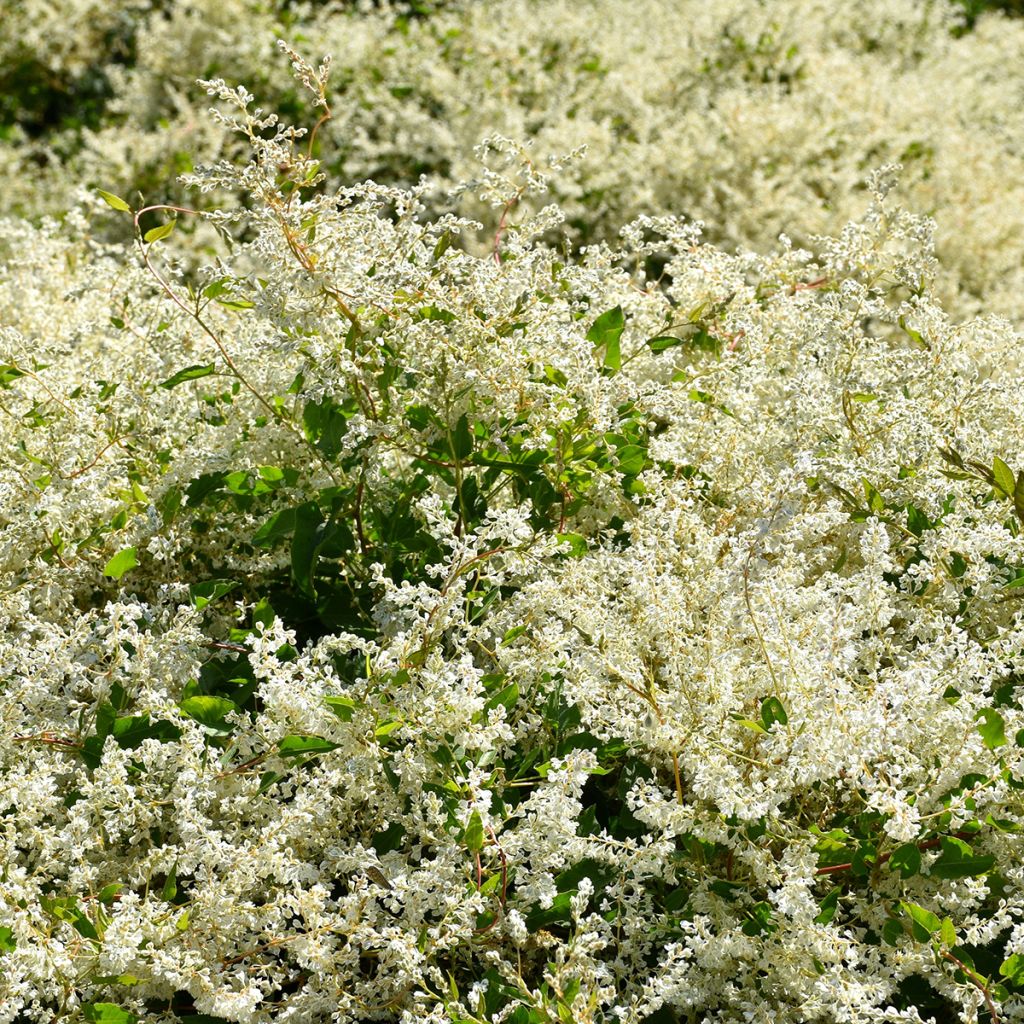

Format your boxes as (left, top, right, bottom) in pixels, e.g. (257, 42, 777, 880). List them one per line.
(1, 2, 1023, 1023)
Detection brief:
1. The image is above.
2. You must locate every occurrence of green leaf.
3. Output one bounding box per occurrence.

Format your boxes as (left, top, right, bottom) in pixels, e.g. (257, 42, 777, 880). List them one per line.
(143, 221, 175, 244)
(1014, 469, 1024, 524)
(977, 708, 1008, 750)
(252, 507, 297, 547)
(110, 714, 180, 749)
(324, 696, 357, 722)
(501, 625, 528, 646)
(484, 682, 519, 714)
(188, 579, 237, 611)
(179, 696, 237, 731)
(97, 883, 123, 904)
(939, 917, 957, 948)
(930, 836, 995, 879)
(0, 364, 25, 388)
(0, 925, 14, 953)
(614, 445, 646, 476)
(556, 532, 588, 557)
(901, 901, 940, 942)
(760, 696, 788, 730)
(1000, 953, 1024, 986)
(161, 864, 178, 902)
(898, 315, 929, 350)
(203, 279, 229, 299)
(464, 810, 485, 854)
(419, 304, 456, 323)
(290, 501, 324, 598)
(862, 478, 885, 514)
(214, 297, 254, 311)
(103, 547, 137, 580)
(813, 887, 840, 924)
(96, 189, 131, 212)
(881, 918, 905, 945)
(432, 230, 452, 261)
(159, 364, 215, 389)
(452, 414, 473, 460)
(888, 843, 922, 879)
(542, 364, 568, 388)
(587, 306, 624, 372)
(906, 503, 931, 536)
(277, 734, 340, 758)
(303, 397, 351, 457)
(993, 457, 1017, 498)
(733, 717, 769, 735)
(646, 335, 684, 353)
(82, 1005, 137, 1024)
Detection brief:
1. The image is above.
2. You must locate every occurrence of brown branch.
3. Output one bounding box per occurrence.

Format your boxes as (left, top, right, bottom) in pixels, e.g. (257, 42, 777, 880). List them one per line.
(814, 830, 979, 876)
(942, 950, 1001, 1024)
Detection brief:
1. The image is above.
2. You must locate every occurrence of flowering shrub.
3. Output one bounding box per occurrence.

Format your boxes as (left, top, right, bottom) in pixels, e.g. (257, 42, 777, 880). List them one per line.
(2, 38, 1024, 1022)
(3, 0, 1024, 329)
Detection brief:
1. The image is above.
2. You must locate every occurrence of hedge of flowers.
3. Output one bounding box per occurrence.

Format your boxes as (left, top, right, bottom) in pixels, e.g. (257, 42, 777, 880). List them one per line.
(2, 5, 1024, 1024)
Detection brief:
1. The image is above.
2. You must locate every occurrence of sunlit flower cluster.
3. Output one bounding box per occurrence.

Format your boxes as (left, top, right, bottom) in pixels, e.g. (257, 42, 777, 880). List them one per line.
(1, 11, 1024, 1024)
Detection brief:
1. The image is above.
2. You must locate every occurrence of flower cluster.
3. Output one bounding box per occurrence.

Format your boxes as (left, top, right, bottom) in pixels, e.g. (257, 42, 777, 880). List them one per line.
(4, 0, 1024, 328)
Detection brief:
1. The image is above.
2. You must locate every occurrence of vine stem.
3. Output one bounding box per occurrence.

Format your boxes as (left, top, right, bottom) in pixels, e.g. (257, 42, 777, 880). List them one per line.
(813, 829, 978, 876)
(132, 203, 342, 485)
(941, 950, 1001, 1024)
(133, 204, 280, 424)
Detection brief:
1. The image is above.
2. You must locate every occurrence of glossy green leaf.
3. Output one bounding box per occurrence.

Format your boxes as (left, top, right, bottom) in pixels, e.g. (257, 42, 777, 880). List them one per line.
(82, 1005, 137, 1024)
(464, 810, 485, 854)
(587, 305, 624, 372)
(252, 507, 297, 547)
(813, 887, 840, 924)
(993, 456, 1016, 498)
(103, 547, 137, 580)
(906, 503, 930, 536)
(96, 189, 130, 212)
(188, 579, 237, 610)
(1000, 953, 1024, 985)
(0, 365, 25, 389)
(615, 444, 646, 476)
(888, 843, 921, 879)
(556, 532, 588, 557)
(901, 901, 940, 942)
(161, 864, 177, 902)
(289, 501, 324, 598)
(977, 707, 1007, 749)
(452, 414, 473, 460)
(432, 230, 452, 261)
(760, 696, 789, 730)
(646, 335, 684, 353)
(324, 696, 357, 722)
(143, 221, 175, 244)
(97, 883, 124, 904)
(930, 836, 995, 879)
(484, 682, 519, 714)
(277, 734, 340, 758)
(159, 364, 215, 389)
(734, 717, 769, 734)
(179, 696, 237, 731)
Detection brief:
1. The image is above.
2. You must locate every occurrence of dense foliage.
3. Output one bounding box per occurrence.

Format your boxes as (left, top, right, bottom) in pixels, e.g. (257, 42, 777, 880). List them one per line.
(2, 3, 1024, 1024)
